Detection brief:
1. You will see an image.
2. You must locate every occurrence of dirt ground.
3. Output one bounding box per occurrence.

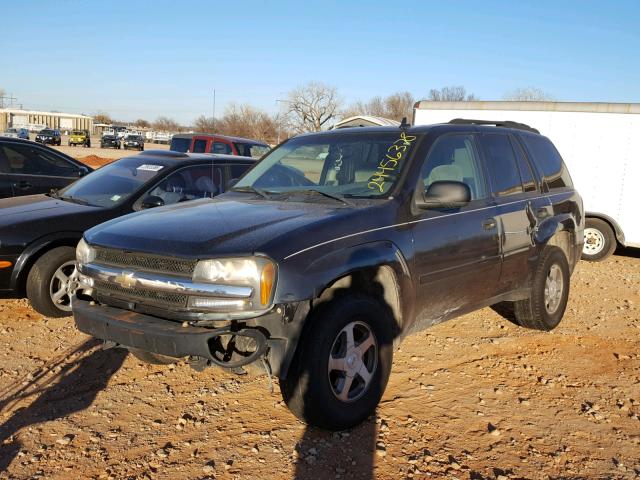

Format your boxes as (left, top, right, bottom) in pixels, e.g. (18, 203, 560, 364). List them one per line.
(51, 136, 170, 168)
(1, 252, 639, 480)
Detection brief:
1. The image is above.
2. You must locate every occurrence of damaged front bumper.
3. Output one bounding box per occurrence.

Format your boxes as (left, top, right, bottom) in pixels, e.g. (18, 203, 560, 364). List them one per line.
(73, 297, 307, 377)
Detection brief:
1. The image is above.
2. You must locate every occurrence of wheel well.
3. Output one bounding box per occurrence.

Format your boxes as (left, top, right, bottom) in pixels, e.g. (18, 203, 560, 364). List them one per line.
(315, 265, 402, 332)
(585, 213, 624, 246)
(15, 239, 79, 294)
(546, 230, 578, 269)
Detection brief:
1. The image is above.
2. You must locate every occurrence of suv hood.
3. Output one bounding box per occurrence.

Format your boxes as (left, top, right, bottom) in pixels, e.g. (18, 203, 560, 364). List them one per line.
(84, 195, 388, 260)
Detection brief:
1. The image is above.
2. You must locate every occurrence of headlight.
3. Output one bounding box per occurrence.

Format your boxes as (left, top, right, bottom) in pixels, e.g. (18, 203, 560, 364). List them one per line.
(76, 238, 96, 265)
(192, 257, 276, 310)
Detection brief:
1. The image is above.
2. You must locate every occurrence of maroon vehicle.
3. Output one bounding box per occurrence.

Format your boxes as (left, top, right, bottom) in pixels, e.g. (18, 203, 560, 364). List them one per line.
(170, 133, 270, 158)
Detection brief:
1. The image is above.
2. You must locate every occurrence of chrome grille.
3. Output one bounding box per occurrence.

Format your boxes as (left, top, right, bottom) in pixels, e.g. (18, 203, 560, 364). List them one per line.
(95, 281, 188, 307)
(94, 248, 197, 275)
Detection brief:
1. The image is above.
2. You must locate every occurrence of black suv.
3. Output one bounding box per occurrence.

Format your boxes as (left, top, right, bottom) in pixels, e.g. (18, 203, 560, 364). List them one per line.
(73, 120, 584, 430)
(35, 129, 62, 146)
(0, 137, 91, 198)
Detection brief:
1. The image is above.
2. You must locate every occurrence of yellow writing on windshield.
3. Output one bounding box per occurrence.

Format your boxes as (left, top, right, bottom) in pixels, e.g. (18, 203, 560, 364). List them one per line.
(368, 132, 417, 193)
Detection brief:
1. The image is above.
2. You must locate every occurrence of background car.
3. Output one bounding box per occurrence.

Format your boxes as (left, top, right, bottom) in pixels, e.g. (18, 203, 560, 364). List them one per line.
(69, 129, 91, 147)
(35, 129, 62, 146)
(0, 150, 254, 317)
(2, 127, 30, 140)
(0, 137, 91, 198)
(123, 134, 144, 151)
(100, 134, 121, 149)
(170, 133, 270, 158)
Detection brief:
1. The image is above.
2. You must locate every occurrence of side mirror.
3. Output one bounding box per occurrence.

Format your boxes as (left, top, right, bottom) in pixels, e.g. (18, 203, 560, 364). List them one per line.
(78, 166, 89, 177)
(140, 195, 165, 209)
(416, 181, 470, 209)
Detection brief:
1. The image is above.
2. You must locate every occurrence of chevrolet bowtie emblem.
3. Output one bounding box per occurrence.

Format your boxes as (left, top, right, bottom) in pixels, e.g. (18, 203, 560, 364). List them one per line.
(114, 271, 137, 289)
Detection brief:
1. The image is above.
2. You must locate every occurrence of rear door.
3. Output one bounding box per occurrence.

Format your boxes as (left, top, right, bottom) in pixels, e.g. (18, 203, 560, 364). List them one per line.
(0, 142, 84, 196)
(0, 149, 13, 197)
(479, 132, 550, 293)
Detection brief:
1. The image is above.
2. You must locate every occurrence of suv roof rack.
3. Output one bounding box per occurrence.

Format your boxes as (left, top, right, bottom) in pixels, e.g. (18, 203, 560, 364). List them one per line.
(448, 118, 540, 134)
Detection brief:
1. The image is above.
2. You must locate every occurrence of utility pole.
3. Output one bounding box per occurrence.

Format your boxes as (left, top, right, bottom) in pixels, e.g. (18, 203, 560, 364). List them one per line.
(0, 93, 17, 109)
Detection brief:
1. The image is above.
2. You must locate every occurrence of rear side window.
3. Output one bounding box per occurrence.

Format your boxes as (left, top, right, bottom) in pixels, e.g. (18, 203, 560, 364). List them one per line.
(520, 135, 573, 190)
(211, 142, 232, 154)
(480, 134, 523, 196)
(510, 137, 537, 192)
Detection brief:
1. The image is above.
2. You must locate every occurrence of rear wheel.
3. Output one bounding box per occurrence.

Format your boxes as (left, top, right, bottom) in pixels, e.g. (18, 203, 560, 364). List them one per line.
(582, 218, 616, 261)
(26, 246, 78, 318)
(280, 294, 394, 430)
(513, 247, 570, 331)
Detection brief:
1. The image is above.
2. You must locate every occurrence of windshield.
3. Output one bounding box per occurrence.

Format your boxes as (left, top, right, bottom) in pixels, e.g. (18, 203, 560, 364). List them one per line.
(235, 131, 418, 198)
(71, 130, 84, 136)
(40, 129, 54, 135)
(234, 142, 270, 158)
(170, 137, 191, 152)
(57, 157, 166, 207)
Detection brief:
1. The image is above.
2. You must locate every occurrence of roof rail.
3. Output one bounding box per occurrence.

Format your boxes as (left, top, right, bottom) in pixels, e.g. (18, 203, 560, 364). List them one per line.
(448, 118, 540, 134)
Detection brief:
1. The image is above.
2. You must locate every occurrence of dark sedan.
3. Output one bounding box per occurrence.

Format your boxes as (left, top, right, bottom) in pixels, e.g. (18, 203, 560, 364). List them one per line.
(100, 134, 121, 149)
(0, 137, 91, 199)
(35, 129, 62, 146)
(0, 150, 254, 317)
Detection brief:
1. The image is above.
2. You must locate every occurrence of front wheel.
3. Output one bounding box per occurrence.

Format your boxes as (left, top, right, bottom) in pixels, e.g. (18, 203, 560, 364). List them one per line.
(513, 247, 570, 331)
(280, 294, 394, 430)
(582, 218, 616, 261)
(26, 246, 78, 318)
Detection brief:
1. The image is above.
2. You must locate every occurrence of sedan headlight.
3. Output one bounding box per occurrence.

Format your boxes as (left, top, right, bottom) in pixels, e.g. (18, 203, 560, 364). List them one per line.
(76, 238, 96, 265)
(191, 257, 276, 311)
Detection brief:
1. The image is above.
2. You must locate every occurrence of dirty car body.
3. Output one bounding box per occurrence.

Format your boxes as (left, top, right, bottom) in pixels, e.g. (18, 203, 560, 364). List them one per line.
(74, 122, 584, 429)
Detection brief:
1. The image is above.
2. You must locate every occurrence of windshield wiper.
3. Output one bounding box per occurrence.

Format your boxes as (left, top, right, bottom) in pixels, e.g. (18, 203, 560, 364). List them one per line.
(58, 195, 94, 206)
(279, 189, 355, 207)
(230, 186, 271, 199)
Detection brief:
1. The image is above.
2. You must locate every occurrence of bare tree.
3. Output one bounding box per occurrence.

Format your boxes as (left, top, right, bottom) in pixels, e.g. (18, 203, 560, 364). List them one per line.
(93, 111, 113, 124)
(152, 116, 180, 132)
(134, 119, 150, 128)
(194, 115, 215, 133)
(342, 91, 415, 122)
(285, 82, 341, 133)
(193, 104, 287, 144)
(428, 86, 477, 102)
(503, 87, 554, 101)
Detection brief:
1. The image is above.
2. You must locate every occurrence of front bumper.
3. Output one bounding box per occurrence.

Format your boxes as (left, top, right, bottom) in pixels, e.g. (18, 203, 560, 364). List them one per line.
(73, 297, 305, 376)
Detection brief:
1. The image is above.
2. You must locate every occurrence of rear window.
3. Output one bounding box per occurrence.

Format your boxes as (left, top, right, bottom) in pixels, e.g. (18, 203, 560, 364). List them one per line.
(520, 134, 573, 190)
(170, 137, 191, 152)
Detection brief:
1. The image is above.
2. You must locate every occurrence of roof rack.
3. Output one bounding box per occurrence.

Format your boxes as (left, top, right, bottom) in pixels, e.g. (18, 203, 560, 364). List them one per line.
(448, 118, 540, 134)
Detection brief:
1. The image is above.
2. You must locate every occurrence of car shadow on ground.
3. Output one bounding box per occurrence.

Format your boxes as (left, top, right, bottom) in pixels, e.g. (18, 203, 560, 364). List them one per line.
(0, 338, 128, 471)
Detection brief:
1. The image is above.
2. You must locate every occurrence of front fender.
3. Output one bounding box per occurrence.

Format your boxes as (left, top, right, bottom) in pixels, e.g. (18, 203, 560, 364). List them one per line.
(11, 231, 83, 290)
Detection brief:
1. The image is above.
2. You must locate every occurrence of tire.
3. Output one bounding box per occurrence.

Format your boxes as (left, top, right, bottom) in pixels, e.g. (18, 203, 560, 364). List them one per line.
(582, 218, 616, 261)
(129, 348, 179, 365)
(26, 246, 77, 318)
(280, 294, 394, 430)
(513, 247, 570, 331)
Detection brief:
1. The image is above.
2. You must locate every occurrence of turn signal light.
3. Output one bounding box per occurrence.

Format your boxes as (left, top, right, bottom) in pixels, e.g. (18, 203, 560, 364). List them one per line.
(260, 263, 275, 306)
(0, 261, 13, 269)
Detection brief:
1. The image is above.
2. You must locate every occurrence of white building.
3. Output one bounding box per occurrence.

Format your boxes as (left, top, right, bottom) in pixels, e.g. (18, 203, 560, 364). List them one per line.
(0, 108, 93, 133)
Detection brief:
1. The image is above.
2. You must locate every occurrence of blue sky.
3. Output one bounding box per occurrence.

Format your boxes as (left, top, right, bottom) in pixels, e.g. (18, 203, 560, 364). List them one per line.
(2, 0, 639, 124)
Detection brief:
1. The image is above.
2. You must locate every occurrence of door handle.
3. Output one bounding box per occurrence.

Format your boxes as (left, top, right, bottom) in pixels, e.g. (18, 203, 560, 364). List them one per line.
(482, 218, 497, 230)
(14, 181, 32, 190)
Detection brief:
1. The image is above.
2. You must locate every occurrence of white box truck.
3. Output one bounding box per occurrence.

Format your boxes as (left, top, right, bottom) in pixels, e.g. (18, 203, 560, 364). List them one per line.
(413, 101, 640, 260)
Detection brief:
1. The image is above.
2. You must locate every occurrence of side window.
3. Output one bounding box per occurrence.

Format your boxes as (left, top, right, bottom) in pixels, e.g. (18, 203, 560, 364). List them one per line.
(481, 134, 524, 197)
(229, 164, 250, 182)
(146, 165, 223, 206)
(520, 134, 573, 190)
(419, 134, 487, 200)
(211, 142, 232, 154)
(1, 144, 77, 176)
(510, 136, 538, 192)
(192, 139, 208, 153)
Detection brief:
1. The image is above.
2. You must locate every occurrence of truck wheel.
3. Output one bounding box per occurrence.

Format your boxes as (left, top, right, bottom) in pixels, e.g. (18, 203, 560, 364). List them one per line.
(26, 246, 77, 318)
(582, 218, 616, 261)
(129, 348, 178, 365)
(514, 247, 570, 331)
(280, 294, 394, 430)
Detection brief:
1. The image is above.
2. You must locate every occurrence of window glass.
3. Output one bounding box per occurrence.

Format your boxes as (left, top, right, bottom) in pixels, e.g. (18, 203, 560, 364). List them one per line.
(481, 134, 524, 196)
(192, 139, 208, 153)
(229, 164, 251, 182)
(170, 137, 191, 152)
(419, 134, 487, 200)
(234, 142, 270, 158)
(520, 134, 573, 190)
(1, 144, 77, 177)
(211, 142, 232, 154)
(146, 165, 222, 205)
(510, 137, 537, 192)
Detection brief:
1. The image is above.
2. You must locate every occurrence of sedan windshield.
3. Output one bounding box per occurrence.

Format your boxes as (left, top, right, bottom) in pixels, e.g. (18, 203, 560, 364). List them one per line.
(40, 130, 54, 135)
(57, 157, 166, 207)
(235, 131, 418, 198)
